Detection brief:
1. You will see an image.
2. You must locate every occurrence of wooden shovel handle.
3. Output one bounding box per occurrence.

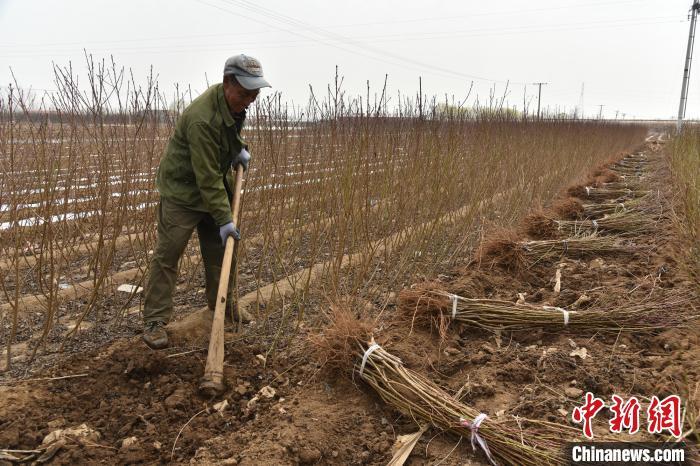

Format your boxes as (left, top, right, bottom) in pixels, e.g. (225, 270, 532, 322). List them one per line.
(199, 165, 244, 396)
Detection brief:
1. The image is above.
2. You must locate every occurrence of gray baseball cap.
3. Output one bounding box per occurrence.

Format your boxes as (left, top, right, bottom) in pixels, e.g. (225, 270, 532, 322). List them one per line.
(223, 54, 271, 90)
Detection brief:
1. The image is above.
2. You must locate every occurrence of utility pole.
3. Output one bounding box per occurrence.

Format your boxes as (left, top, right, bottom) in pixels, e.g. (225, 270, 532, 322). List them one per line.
(418, 76, 423, 120)
(598, 104, 605, 120)
(678, 0, 700, 131)
(579, 82, 585, 119)
(533, 82, 548, 119)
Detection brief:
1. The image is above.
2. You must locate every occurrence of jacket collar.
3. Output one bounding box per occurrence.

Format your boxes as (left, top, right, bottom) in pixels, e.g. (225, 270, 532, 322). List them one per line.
(217, 84, 236, 128)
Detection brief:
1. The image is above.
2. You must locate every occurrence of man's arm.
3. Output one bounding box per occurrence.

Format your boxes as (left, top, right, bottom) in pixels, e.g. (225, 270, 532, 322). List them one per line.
(187, 121, 232, 225)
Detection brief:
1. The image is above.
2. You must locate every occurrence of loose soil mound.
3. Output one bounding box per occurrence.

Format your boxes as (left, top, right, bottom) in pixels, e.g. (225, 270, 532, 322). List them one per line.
(0, 334, 399, 465)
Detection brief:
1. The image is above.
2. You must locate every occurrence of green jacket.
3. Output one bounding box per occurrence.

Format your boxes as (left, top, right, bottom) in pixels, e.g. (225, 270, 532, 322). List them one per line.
(156, 83, 246, 226)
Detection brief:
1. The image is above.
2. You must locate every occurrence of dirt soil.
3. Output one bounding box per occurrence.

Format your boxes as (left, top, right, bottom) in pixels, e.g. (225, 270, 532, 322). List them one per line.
(0, 137, 698, 465)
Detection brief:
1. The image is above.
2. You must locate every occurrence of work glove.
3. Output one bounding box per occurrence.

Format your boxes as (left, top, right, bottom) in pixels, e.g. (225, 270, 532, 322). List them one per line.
(219, 222, 241, 246)
(233, 148, 251, 172)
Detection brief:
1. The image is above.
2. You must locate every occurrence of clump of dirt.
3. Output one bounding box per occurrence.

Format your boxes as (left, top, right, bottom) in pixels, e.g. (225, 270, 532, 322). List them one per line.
(596, 169, 621, 183)
(398, 282, 450, 317)
(566, 183, 589, 198)
(477, 229, 526, 272)
(591, 164, 610, 177)
(551, 197, 585, 220)
(309, 304, 375, 372)
(522, 211, 559, 239)
(590, 164, 621, 183)
(396, 282, 454, 339)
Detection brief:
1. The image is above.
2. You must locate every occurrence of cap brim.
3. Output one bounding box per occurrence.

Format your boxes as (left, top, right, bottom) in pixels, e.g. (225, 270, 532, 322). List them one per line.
(236, 75, 271, 90)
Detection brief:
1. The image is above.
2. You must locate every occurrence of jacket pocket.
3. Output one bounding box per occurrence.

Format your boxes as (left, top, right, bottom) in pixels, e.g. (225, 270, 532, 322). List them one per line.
(169, 158, 196, 185)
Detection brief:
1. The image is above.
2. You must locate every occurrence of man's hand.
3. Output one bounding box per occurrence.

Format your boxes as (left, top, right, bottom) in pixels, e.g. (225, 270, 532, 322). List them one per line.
(219, 222, 241, 246)
(233, 148, 251, 171)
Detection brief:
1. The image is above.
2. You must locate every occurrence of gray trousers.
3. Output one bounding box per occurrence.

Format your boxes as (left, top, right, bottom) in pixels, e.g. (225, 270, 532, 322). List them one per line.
(143, 197, 234, 323)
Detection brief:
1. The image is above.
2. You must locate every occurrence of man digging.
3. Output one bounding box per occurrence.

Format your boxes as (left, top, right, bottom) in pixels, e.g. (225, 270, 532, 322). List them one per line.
(142, 54, 270, 349)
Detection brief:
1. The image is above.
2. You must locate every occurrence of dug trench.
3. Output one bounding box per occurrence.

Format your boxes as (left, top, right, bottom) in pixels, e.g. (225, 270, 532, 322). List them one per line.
(0, 137, 698, 465)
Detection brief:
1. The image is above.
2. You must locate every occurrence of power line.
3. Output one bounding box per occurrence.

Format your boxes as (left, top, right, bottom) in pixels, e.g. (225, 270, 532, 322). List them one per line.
(0, 0, 687, 120)
(206, 0, 679, 89)
(191, 0, 491, 85)
(0, 13, 681, 53)
(0, 0, 651, 49)
(217, 0, 523, 84)
(0, 16, 684, 69)
(320, 0, 645, 28)
(0, 17, 683, 56)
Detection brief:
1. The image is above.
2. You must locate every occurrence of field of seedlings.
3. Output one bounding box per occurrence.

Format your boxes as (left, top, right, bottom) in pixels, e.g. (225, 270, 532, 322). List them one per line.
(0, 66, 698, 465)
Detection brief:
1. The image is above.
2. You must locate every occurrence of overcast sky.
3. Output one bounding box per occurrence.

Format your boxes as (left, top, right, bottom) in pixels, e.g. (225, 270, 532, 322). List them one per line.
(0, 0, 697, 119)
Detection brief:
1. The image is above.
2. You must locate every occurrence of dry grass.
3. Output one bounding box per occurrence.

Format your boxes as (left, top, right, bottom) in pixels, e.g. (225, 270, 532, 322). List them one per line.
(670, 130, 700, 287)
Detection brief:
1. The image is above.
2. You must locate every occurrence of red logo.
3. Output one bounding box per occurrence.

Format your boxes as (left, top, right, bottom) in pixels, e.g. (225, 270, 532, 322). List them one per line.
(572, 392, 605, 439)
(572, 393, 683, 439)
(647, 395, 682, 438)
(609, 395, 640, 434)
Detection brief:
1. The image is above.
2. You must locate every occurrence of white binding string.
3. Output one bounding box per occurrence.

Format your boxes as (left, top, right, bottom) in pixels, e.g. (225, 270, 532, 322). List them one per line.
(543, 305, 571, 325)
(585, 186, 591, 196)
(592, 219, 599, 229)
(450, 294, 459, 318)
(459, 413, 496, 465)
(359, 343, 381, 378)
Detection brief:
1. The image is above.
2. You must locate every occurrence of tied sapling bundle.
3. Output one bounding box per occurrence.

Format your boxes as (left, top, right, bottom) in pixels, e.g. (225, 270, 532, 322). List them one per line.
(614, 158, 648, 169)
(581, 195, 654, 217)
(523, 211, 657, 239)
(520, 234, 631, 261)
(399, 285, 694, 334)
(567, 185, 650, 202)
(479, 231, 632, 270)
(313, 308, 579, 466)
(584, 194, 662, 218)
(597, 180, 646, 191)
(554, 211, 657, 236)
(610, 161, 649, 176)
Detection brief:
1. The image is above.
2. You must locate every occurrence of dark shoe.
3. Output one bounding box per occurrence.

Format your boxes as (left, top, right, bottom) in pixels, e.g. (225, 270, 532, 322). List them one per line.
(142, 321, 169, 349)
